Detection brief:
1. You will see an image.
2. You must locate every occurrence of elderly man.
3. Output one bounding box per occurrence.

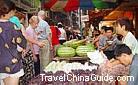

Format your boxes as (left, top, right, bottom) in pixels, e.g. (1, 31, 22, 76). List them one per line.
(35, 10, 52, 71)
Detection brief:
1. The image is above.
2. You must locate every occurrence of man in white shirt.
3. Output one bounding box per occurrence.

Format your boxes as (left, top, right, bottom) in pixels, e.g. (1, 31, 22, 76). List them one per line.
(115, 18, 138, 55)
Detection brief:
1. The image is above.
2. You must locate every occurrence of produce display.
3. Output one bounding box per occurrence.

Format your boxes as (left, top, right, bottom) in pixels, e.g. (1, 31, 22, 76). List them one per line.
(29, 40, 99, 85)
(57, 39, 96, 57)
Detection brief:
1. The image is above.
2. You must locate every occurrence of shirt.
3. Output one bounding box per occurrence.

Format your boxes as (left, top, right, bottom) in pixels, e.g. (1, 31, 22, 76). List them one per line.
(58, 27, 66, 40)
(123, 32, 138, 55)
(128, 54, 138, 85)
(99, 35, 120, 51)
(35, 17, 51, 40)
(26, 25, 39, 54)
(0, 21, 26, 74)
(50, 26, 61, 46)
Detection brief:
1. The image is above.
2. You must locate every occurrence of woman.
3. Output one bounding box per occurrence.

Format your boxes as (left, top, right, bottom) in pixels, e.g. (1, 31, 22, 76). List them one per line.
(20, 16, 40, 85)
(0, 0, 26, 85)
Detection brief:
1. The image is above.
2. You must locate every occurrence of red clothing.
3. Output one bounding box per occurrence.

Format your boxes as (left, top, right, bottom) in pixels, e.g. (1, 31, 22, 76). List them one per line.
(50, 26, 61, 46)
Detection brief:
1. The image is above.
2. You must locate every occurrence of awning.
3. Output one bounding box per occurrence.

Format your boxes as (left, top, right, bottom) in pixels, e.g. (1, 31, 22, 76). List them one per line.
(43, 0, 116, 12)
(104, 2, 136, 20)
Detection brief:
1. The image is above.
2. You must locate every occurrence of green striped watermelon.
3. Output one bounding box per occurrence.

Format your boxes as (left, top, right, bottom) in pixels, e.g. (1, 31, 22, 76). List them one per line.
(57, 47, 76, 57)
(76, 45, 95, 57)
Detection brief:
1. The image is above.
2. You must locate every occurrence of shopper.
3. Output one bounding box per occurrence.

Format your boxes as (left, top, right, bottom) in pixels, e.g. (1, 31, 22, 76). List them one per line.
(49, 20, 61, 57)
(57, 22, 67, 44)
(35, 10, 52, 71)
(0, 0, 26, 85)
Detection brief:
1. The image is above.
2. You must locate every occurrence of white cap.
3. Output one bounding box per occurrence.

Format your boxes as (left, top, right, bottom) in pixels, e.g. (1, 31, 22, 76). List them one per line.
(57, 22, 62, 25)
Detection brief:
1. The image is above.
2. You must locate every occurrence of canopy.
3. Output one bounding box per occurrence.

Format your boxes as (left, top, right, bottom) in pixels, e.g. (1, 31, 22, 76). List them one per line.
(104, 2, 136, 20)
(43, 0, 115, 12)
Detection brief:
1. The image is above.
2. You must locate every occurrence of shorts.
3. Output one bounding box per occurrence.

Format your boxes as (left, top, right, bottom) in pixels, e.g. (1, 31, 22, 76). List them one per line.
(0, 69, 24, 85)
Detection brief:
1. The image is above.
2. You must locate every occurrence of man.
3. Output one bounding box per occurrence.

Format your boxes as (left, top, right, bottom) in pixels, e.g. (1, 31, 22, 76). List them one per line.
(35, 10, 52, 71)
(98, 26, 119, 60)
(114, 44, 138, 85)
(115, 18, 138, 55)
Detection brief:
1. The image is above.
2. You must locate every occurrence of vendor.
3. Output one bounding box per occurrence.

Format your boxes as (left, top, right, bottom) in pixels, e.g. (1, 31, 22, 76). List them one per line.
(98, 26, 120, 60)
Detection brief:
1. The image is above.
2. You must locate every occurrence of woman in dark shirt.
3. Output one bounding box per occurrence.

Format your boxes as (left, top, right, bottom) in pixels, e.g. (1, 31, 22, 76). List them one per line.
(0, 0, 26, 85)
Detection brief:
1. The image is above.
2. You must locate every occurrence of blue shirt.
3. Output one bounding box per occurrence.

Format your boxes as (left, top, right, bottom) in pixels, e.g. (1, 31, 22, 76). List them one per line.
(35, 18, 51, 40)
(128, 54, 138, 85)
(98, 35, 120, 51)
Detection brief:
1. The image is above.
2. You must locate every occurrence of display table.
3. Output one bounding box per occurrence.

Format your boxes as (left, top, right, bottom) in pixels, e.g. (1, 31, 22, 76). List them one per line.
(52, 56, 90, 64)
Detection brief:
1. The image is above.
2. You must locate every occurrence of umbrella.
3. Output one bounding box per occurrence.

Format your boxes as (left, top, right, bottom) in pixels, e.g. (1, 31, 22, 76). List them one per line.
(64, 0, 79, 12)
(43, 0, 116, 38)
(43, 0, 114, 12)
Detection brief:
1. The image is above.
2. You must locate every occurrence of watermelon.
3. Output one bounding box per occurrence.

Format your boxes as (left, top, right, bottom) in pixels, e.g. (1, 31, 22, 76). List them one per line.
(70, 39, 86, 49)
(57, 47, 76, 57)
(76, 45, 95, 57)
(63, 39, 78, 47)
(63, 39, 86, 49)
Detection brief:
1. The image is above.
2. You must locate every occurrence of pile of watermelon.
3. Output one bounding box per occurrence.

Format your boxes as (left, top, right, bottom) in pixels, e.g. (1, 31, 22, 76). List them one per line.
(56, 39, 95, 57)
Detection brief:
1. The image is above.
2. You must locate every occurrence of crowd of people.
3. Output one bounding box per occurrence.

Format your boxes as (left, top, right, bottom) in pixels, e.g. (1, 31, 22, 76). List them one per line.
(0, 0, 138, 85)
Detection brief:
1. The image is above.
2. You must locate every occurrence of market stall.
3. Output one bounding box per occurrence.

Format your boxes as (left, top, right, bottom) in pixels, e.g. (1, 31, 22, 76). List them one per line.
(29, 39, 107, 85)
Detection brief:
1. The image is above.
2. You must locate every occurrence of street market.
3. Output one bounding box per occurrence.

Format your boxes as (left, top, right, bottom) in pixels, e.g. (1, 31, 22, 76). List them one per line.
(0, 0, 138, 85)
